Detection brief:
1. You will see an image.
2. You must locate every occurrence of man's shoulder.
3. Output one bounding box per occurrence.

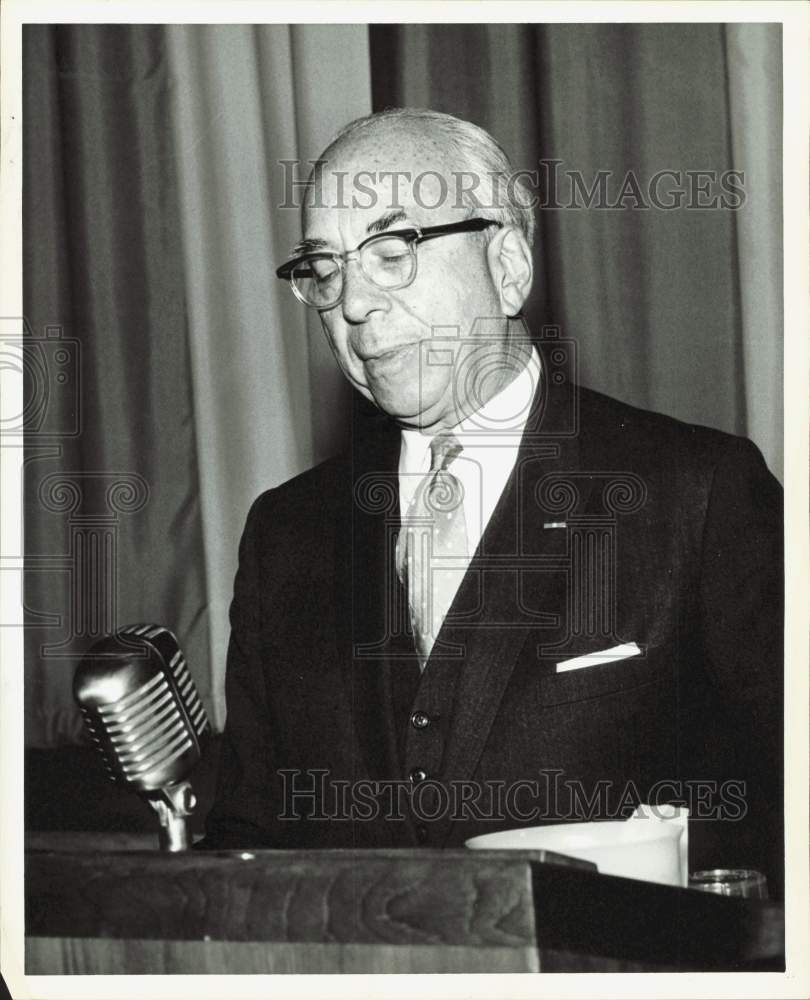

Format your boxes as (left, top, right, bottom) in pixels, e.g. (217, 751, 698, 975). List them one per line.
(573, 383, 764, 474)
(248, 453, 348, 523)
(249, 409, 399, 520)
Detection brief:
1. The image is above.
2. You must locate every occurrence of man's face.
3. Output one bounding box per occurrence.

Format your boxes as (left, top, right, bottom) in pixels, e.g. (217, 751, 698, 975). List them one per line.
(301, 132, 505, 432)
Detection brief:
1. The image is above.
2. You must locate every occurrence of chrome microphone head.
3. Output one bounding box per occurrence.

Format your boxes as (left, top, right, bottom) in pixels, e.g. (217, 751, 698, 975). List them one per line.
(74, 624, 209, 795)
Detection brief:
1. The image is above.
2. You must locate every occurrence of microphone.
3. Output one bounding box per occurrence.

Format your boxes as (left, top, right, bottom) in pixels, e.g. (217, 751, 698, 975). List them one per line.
(73, 624, 210, 851)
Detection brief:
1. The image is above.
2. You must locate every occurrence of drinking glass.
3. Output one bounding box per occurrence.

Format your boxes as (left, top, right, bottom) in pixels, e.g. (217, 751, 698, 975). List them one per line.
(689, 868, 769, 899)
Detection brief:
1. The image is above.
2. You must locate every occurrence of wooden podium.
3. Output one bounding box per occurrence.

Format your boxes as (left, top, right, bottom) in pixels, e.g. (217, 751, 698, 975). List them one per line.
(25, 833, 784, 974)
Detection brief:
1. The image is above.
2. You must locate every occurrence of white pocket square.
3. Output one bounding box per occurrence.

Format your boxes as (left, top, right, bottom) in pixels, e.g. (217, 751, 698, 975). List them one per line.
(555, 642, 642, 673)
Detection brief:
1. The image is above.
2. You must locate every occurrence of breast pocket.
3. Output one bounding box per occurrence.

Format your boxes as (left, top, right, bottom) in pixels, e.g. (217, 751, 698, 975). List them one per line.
(535, 645, 666, 708)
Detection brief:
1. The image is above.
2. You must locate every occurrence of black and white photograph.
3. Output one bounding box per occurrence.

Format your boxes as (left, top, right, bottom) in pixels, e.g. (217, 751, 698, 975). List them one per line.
(1, 2, 807, 997)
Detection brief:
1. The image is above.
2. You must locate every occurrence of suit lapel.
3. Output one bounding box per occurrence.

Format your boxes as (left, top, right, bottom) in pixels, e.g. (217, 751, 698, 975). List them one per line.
(437, 350, 590, 799)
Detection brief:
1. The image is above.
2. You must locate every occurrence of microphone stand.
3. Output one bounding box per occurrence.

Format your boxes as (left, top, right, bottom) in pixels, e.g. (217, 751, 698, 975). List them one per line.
(146, 782, 197, 852)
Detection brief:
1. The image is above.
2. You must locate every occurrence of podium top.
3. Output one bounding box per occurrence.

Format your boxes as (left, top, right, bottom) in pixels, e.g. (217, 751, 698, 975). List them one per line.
(25, 833, 784, 973)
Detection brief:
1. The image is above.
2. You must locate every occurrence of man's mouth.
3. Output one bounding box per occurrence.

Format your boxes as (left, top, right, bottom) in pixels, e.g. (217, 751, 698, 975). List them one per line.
(359, 342, 419, 365)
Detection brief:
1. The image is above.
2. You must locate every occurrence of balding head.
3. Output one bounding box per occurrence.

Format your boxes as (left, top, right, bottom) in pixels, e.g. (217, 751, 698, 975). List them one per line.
(307, 109, 536, 246)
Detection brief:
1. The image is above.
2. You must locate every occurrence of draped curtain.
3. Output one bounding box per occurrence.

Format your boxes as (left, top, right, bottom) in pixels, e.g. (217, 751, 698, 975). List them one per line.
(23, 25, 210, 746)
(22, 23, 782, 747)
(23, 24, 367, 745)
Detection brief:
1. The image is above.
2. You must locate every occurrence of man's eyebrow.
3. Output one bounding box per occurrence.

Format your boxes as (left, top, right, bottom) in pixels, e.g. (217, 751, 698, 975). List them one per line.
(290, 210, 411, 257)
(290, 237, 329, 257)
(366, 209, 409, 235)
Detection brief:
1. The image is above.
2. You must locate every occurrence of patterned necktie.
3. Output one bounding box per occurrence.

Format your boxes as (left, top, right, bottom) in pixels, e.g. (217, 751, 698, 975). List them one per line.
(397, 432, 469, 668)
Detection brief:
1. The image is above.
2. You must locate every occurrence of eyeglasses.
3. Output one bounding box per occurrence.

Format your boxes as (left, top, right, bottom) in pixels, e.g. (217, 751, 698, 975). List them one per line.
(275, 218, 501, 310)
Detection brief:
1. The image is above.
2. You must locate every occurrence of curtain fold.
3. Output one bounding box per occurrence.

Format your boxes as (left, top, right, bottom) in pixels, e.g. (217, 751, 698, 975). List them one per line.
(165, 25, 369, 727)
(23, 24, 372, 744)
(724, 24, 783, 481)
(23, 25, 210, 746)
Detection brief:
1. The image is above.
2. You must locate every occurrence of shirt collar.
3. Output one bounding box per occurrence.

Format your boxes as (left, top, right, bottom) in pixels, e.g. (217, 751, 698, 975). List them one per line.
(456, 344, 541, 437)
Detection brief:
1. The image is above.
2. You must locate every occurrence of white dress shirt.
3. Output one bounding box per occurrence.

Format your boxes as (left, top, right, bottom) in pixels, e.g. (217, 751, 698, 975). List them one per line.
(398, 346, 542, 630)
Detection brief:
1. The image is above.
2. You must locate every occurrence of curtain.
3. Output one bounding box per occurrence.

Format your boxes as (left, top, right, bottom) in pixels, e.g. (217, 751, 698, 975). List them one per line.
(23, 22, 781, 746)
(724, 24, 783, 481)
(165, 25, 368, 729)
(23, 25, 369, 745)
(369, 23, 783, 481)
(23, 25, 210, 746)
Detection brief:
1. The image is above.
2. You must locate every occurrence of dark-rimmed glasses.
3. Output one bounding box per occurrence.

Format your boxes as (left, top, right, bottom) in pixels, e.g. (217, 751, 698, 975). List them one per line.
(275, 218, 501, 310)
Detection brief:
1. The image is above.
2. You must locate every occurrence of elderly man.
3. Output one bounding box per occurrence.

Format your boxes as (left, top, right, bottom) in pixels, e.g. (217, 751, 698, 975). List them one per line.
(201, 109, 782, 895)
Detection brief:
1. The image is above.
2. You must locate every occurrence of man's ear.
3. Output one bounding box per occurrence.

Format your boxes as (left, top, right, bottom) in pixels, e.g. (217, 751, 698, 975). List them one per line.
(486, 225, 534, 317)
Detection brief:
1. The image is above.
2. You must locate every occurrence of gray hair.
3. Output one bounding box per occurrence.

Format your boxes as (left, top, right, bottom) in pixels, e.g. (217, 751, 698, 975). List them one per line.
(324, 108, 537, 247)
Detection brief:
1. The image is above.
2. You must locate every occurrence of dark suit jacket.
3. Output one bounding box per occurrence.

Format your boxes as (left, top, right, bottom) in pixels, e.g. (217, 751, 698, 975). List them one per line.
(201, 347, 783, 894)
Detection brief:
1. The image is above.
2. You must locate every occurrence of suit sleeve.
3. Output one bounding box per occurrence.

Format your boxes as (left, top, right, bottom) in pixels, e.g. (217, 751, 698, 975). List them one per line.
(697, 436, 784, 895)
(196, 491, 282, 849)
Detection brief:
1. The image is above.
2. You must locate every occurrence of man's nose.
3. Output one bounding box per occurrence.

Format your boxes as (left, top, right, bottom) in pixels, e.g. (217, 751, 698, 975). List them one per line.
(340, 259, 390, 324)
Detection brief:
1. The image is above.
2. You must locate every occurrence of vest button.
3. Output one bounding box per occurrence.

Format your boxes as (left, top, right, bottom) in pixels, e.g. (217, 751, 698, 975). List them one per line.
(410, 710, 430, 730)
(409, 768, 428, 784)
